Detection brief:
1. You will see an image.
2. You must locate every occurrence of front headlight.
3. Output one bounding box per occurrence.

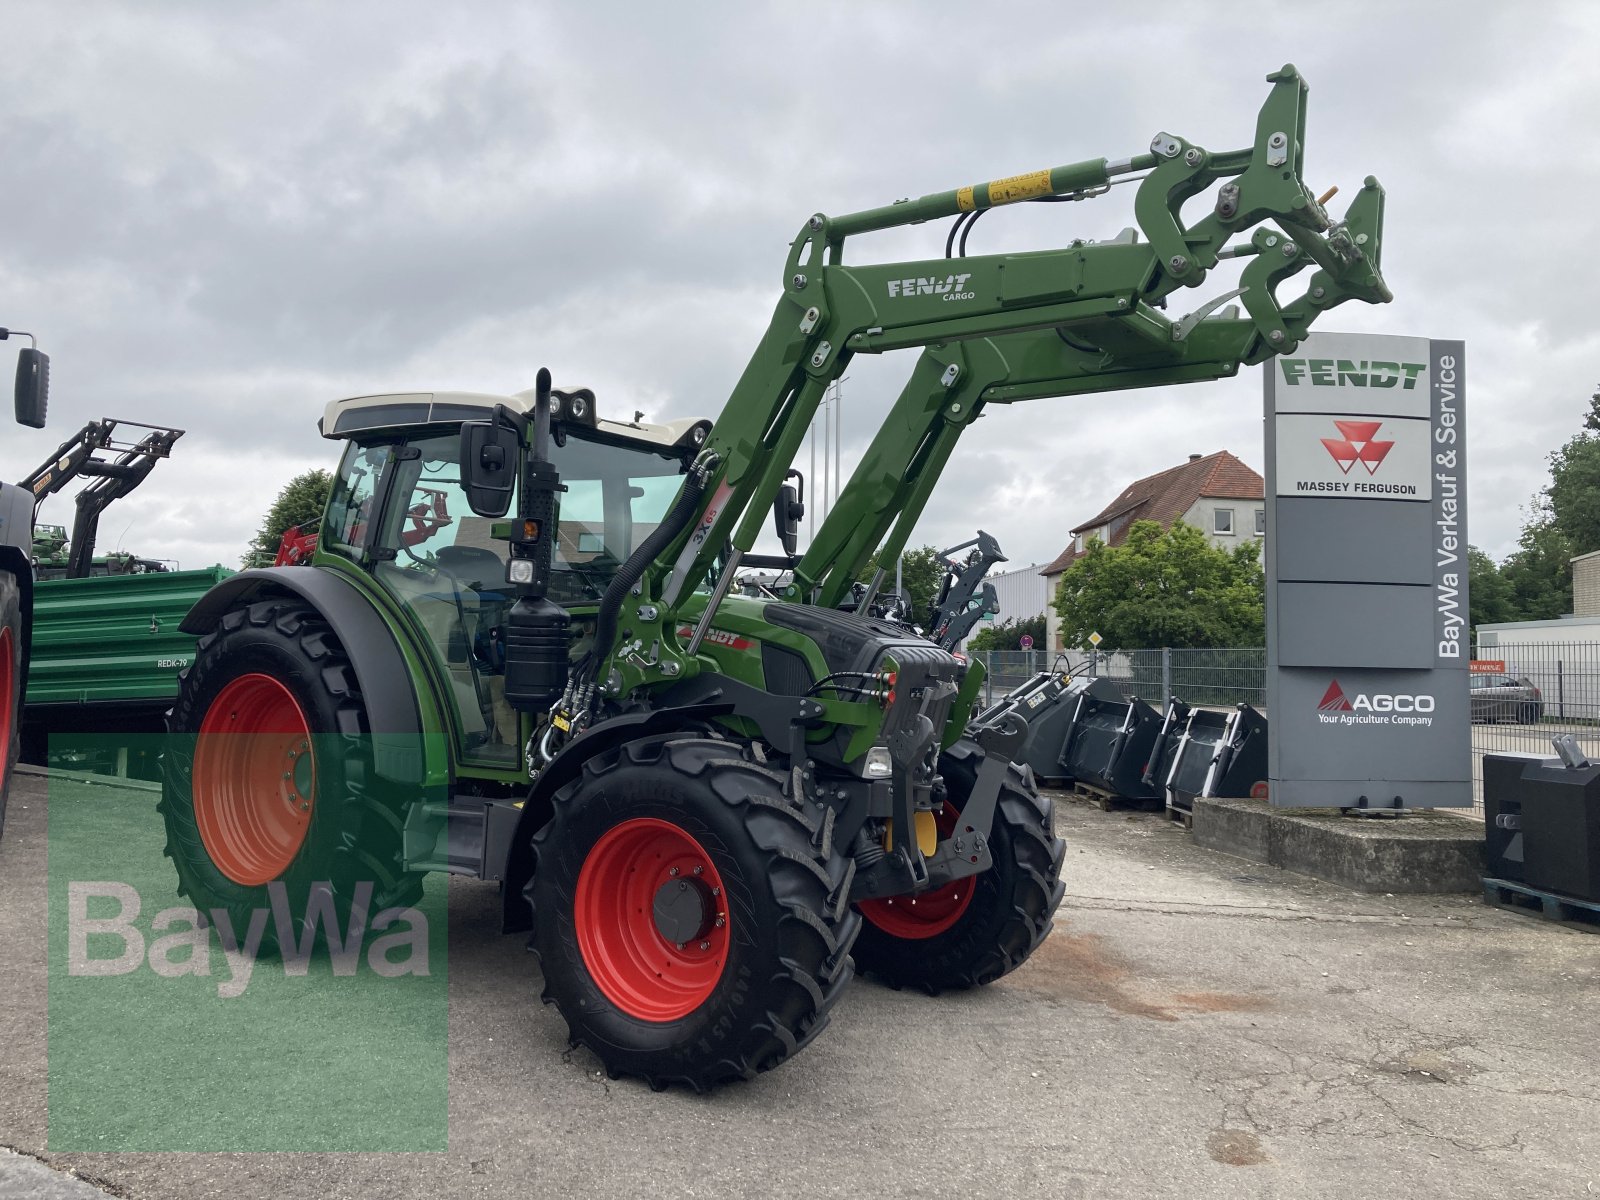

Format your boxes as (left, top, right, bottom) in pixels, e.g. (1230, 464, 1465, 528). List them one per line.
(506, 558, 534, 584)
(863, 746, 893, 779)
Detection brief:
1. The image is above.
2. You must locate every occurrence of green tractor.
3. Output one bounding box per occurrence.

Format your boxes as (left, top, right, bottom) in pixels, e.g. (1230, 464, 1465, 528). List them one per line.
(160, 67, 1391, 1088)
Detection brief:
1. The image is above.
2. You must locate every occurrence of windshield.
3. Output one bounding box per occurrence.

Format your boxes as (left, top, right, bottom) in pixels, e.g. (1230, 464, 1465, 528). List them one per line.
(549, 434, 687, 605)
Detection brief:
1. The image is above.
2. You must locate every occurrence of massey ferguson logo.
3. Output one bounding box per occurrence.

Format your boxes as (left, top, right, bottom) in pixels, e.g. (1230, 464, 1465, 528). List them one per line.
(886, 273, 974, 303)
(1317, 679, 1434, 727)
(1321, 420, 1394, 475)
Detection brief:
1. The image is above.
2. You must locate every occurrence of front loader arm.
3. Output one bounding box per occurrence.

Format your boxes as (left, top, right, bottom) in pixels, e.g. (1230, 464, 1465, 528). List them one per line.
(796, 309, 1271, 609)
(600, 64, 1389, 698)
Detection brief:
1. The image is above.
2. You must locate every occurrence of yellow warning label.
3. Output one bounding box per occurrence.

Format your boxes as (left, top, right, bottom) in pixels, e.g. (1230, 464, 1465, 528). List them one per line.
(552, 713, 571, 732)
(987, 169, 1053, 206)
(956, 185, 976, 212)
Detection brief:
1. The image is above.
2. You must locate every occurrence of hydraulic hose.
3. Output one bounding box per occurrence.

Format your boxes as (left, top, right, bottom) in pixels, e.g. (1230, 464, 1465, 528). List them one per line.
(585, 459, 710, 687)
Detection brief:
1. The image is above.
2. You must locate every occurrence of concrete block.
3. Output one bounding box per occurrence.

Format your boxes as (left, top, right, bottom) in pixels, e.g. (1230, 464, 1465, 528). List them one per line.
(1191, 795, 1485, 893)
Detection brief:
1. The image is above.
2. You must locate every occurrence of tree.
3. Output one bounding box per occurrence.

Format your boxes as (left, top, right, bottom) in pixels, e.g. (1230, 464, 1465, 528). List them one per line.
(243, 469, 333, 567)
(1051, 519, 1264, 650)
(968, 613, 1047, 652)
(1500, 500, 1572, 622)
(856, 544, 944, 624)
(1467, 545, 1516, 631)
(1546, 424, 1600, 558)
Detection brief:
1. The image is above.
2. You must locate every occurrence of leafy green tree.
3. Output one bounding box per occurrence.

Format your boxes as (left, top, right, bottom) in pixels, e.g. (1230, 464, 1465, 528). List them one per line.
(857, 544, 944, 624)
(1051, 519, 1264, 650)
(1500, 501, 1572, 621)
(243, 469, 333, 567)
(967, 613, 1047, 652)
(1546, 403, 1600, 557)
(1467, 545, 1516, 631)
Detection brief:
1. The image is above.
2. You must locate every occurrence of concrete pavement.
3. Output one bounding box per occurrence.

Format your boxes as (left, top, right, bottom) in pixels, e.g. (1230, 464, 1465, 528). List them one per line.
(2, 772, 1597, 1198)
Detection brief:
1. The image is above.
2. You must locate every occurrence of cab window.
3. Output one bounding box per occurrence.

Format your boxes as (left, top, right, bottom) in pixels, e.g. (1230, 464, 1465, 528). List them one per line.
(325, 442, 391, 557)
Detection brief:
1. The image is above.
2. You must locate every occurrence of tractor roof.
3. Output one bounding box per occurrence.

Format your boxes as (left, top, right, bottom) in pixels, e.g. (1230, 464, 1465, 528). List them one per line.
(318, 387, 711, 451)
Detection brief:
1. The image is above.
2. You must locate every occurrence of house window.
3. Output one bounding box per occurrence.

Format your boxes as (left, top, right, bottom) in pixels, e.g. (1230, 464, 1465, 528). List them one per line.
(1214, 508, 1234, 536)
(1254, 509, 1265, 536)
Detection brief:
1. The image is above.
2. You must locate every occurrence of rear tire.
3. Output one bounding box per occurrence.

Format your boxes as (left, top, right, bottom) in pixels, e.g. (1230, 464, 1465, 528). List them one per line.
(0, 572, 21, 841)
(853, 742, 1065, 994)
(159, 599, 421, 950)
(529, 737, 860, 1091)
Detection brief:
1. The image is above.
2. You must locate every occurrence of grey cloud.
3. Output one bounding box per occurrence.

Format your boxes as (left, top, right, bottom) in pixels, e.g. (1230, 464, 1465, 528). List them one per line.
(2, 0, 1595, 572)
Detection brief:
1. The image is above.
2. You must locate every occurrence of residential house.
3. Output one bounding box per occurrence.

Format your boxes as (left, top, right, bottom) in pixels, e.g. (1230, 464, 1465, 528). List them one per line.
(1038, 450, 1265, 651)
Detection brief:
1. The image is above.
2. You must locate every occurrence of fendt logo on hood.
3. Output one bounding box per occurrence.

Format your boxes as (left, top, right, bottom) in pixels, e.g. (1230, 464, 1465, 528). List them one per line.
(1321, 420, 1394, 475)
(1317, 679, 1435, 727)
(886, 273, 974, 302)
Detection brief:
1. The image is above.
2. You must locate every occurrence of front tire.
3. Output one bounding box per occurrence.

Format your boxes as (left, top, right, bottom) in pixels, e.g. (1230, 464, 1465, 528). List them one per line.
(159, 599, 421, 949)
(853, 742, 1066, 994)
(529, 737, 860, 1091)
(0, 572, 22, 841)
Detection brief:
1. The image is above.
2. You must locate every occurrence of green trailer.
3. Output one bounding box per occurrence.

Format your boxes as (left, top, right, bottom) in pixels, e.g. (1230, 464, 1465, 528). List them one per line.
(21, 565, 232, 778)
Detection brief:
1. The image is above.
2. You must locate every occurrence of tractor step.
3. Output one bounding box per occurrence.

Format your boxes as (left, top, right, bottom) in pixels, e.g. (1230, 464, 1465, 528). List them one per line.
(403, 795, 525, 881)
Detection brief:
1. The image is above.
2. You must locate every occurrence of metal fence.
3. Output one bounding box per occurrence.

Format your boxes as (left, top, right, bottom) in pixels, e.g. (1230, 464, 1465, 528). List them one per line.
(1465, 639, 1600, 815)
(972, 647, 1265, 711)
(973, 641, 1600, 817)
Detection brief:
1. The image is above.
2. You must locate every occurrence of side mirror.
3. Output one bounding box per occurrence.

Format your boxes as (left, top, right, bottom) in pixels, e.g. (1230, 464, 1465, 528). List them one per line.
(460, 419, 520, 518)
(14, 347, 48, 429)
(772, 470, 805, 556)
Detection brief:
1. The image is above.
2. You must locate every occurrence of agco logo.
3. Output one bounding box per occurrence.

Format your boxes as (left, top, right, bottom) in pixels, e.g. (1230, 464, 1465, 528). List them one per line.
(886, 273, 974, 302)
(1318, 680, 1435, 726)
(1279, 359, 1425, 389)
(1321, 420, 1394, 475)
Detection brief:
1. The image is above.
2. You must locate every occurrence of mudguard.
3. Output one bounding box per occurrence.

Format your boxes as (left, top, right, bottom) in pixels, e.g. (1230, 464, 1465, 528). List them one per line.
(179, 566, 428, 783)
(498, 701, 735, 932)
(0, 546, 32, 699)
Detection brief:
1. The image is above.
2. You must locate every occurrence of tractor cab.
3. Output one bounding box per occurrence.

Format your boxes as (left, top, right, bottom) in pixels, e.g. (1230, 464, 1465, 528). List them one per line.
(316, 387, 710, 767)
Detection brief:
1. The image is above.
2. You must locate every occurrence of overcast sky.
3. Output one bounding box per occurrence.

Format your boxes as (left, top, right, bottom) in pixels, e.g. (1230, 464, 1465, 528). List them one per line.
(1, 1, 1595, 575)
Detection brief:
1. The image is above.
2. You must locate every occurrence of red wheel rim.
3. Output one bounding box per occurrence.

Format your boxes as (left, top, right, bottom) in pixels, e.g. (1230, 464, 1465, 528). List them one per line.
(859, 805, 977, 939)
(192, 674, 316, 886)
(574, 817, 729, 1022)
(0, 626, 14, 759)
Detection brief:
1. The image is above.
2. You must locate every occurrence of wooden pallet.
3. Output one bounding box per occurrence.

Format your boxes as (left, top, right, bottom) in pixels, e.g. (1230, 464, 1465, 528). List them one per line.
(1482, 877, 1600, 933)
(1068, 780, 1163, 813)
(1166, 804, 1194, 830)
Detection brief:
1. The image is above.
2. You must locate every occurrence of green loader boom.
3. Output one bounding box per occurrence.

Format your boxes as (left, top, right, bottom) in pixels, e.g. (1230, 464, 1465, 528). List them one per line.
(600, 64, 1387, 698)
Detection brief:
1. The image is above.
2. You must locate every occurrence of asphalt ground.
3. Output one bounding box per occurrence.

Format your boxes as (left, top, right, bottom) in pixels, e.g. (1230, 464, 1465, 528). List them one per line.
(3, 769, 1599, 1199)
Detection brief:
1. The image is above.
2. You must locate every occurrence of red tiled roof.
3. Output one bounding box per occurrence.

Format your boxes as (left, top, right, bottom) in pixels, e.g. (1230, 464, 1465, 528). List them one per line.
(1038, 450, 1263, 576)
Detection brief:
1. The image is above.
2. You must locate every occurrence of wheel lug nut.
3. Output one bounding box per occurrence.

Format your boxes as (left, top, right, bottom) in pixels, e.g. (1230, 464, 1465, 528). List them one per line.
(668, 866, 679, 876)
(698, 942, 710, 951)
(714, 916, 725, 928)
(692, 865, 703, 875)
(710, 887, 720, 897)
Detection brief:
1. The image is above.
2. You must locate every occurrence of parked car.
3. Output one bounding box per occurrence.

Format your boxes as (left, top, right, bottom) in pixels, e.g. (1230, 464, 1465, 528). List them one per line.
(1470, 674, 1544, 724)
